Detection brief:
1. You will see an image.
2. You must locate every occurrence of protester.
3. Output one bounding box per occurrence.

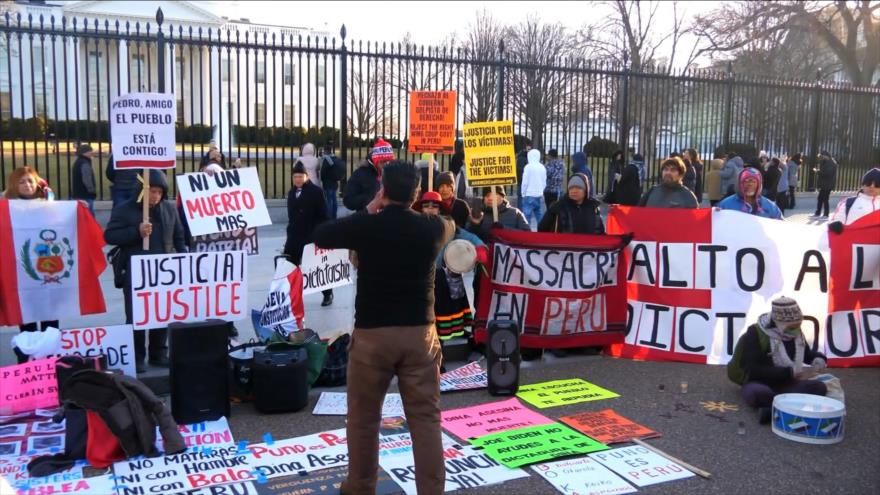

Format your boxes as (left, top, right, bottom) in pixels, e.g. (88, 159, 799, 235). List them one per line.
(762, 157, 781, 202)
(813, 150, 837, 218)
(284, 162, 333, 307)
(313, 160, 455, 495)
(449, 140, 469, 201)
(544, 149, 565, 209)
(776, 158, 790, 214)
(104, 170, 185, 374)
(538, 173, 604, 234)
(604, 150, 625, 203)
(685, 148, 704, 204)
(571, 150, 595, 197)
(787, 153, 802, 208)
(515, 141, 532, 205)
(828, 168, 880, 230)
(682, 155, 697, 194)
(720, 153, 744, 198)
(705, 154, 724, 206)
(468, 186, 530, 239)
(638, 157, 699, 209)
(71, 144, 97, 215)
(615, 153, 643, 206)
(434, 171, 470, 228)
(318, 145, 345, 219)
(718, 168, 783, 219)
(727, 296, 827, 424)
(416, 152, 440, 199)
(520, 149, 547, 227)
(105, 154, 140, 208)
(198, 141, 226, 170)
(343, 138, 395, 212)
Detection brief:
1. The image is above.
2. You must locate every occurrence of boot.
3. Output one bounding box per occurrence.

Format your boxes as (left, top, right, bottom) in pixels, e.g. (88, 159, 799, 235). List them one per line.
(321, 291, 334, 307)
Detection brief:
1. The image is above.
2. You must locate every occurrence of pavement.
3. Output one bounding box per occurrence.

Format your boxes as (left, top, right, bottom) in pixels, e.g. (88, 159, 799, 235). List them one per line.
(2, 191, 879, 494)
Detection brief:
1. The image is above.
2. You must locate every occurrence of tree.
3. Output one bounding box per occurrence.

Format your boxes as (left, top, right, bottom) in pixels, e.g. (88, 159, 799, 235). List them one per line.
(461, 10, 503, 123)
(347, 62, 381, 139)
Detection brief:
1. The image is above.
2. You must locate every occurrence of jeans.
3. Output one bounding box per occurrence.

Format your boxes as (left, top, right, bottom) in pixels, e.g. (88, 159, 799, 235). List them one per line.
(111, 187, 135, 208)
(521, 196, 543, 228)
(324, 186, 338, 219)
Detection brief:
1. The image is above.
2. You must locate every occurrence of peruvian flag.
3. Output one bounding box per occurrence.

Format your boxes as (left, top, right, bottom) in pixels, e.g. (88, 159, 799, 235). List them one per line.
(0, 199, 107, 326)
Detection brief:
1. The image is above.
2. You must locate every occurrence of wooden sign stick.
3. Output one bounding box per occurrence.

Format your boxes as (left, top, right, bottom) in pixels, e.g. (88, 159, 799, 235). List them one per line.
(491, 188, 499, 224)
(142, 171, 150, 250)
(428, 154, 434, 192)
(632, 438, 712, 479)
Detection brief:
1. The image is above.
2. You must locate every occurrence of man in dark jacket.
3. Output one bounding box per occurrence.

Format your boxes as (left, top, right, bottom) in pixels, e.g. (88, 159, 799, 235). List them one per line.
(71, 144, 97, 214)
(813, 150, 837, 218)
(639, 157, 699, 209)
(615, 154, 643, 206)
(538, 173, 604, 234)
(319, 145, 345, 219)
(313, 160, 455, 495)
(467, 186, 530, 240)
(285, 162, 333, 306)
(343, 138, 395, 212)
(105, 154, 141, 208)
(104, 170, 186, 374)
(435, 171, 470, 228)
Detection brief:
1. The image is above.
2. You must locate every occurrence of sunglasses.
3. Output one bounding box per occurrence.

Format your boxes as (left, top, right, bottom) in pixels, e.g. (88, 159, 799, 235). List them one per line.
(422, 202, 440, 209)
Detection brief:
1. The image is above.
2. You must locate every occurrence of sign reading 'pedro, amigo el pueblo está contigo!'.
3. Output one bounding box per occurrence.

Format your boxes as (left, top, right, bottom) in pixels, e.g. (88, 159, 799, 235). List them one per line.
(110, 92, 177, 169)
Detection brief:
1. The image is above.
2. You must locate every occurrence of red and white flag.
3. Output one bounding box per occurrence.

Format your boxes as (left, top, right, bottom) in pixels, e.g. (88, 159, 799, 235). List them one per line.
(0, 199, 107, 326)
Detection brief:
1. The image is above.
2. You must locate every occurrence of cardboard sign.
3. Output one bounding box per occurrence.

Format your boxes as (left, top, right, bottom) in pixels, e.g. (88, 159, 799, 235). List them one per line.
(193, 228, 259, 256)
(1, 456, 85, 493)
(440, 361, 487, 392)
(517, 379, 620, 409)
(130, 252, 248, 330)
(300, 244, 354, 295)
(257, 467, 401, 495)
(11, 474, 117, 495)
(0, 359, 59, 414)
(532, 457, 636, 495)
(158, 417, 235, 453)
(35, 325, 136, 377)
(408, 91, 457, 154)
(462, 121, 516, 187)
(177, 168, 272, 236)
(469, 423, 608, 469)
(560, 409, 660, 445)
(312, 392, 404, 417)
(589, 445, 694, 487)
(441, 398, 553, 441)
(111, 92, 176, 169)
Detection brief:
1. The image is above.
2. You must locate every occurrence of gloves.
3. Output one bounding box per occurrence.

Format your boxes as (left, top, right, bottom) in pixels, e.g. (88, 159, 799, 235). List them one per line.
(475, 245, 489, 266)
(828, 221, 844, 235)
(811, 357, 827, 373)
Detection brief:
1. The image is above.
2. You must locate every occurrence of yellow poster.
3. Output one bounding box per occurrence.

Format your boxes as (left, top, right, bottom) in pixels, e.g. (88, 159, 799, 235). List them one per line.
(462, 121, 517, 187)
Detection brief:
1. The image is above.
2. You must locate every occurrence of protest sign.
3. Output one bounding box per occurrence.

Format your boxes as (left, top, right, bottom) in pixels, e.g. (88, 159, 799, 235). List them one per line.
(606, 208, 880, 367)
(1, 456, 85, 493)
(130, 251, 247, 330)
(441, 398, 553, 441)
(532, 457, 636, 495)
(589, 445, 694, 487)
(177, 168, 272, 236)
(408, 91, 457, 154)
(158, 417, 235, 453)
(516, 379, 620, 409)
(0, 358, 58, 414)
(257, 259, 304, 339)
(0, 442, 20, 457)
(440, 361, 488, 392)
(193, 228, 259, 256)
(35, 325, 136, 377)
(300, 244, 353, 295)
(11, 474, 118, 495)
(312, 392, 404, 417)
(560, 409, 660, 445)
(111, 92, 176, 169)
(256, 467, 401, 495)
(473, 229, 629, 349)
(469, 423, 607, 469)
(461, 121, 516, 187)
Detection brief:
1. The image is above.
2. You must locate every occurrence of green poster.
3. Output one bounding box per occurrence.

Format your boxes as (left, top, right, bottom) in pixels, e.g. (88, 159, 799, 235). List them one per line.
(469, 423, 608, 468)
(516, 378, 620, 408)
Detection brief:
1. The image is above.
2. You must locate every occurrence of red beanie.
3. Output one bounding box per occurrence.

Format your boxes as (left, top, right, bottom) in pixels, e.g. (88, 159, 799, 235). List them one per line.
(370, 138, 395, 165)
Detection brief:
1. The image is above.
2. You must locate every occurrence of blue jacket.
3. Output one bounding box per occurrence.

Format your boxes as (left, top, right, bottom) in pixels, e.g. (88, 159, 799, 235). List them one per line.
(571, 152, 594, 197)
(718, 194, 783, 219)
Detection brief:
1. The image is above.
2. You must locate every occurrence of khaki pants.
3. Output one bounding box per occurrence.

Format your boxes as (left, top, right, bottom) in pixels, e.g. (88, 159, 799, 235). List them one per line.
(341, 325, 444, 495)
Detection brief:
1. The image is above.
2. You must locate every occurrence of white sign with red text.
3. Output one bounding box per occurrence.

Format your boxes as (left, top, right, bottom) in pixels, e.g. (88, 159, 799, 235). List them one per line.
(300, 244, 353, 295)
(177, 168, 271, 236)
(32, 325, 136, 377)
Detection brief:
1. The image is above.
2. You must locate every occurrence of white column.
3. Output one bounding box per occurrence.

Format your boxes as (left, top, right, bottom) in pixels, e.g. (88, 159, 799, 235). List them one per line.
(117, 39, 129, 94)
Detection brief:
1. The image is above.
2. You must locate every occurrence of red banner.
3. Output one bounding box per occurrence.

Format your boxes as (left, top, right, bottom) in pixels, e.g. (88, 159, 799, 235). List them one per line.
(474, 229, 629, 348)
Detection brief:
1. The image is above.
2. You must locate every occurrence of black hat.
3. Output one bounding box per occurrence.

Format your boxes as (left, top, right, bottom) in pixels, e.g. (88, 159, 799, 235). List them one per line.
(547, 149, 558, 158)
(435, 171, 455, 190)
(482, 186, 506, 197)
(76, 144, 93, 156)
(292, 161, 306, 175)
(862, 168, 880, 186)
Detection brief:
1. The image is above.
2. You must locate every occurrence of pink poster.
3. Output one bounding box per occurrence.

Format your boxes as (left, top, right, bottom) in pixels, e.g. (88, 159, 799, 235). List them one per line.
(441, 397, 554, 441)
(0, 358, 59, 414)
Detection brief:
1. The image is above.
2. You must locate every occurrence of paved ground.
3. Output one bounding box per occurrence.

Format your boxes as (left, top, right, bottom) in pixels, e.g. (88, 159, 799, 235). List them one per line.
(3, 191, 878, 494)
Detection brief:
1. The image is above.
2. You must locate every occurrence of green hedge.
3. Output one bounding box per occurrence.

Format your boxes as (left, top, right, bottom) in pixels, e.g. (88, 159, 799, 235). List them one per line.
(585, 135, 620, 159)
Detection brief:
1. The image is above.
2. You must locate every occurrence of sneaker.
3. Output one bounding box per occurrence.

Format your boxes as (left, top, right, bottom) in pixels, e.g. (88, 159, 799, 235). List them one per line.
(321, 292, 334, 307)
(758, 406, 772, 425)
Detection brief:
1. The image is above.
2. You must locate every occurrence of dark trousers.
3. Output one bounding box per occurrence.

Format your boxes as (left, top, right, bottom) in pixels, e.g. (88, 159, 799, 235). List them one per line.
(342, 325, 444, 495)
(788, 186, 796, 208)
(741, 379, 827, 408)
(543, 190, 559, 209)
(15, 321, 60, 364)
(710, 199, 720, 207)
(324, 186, 338, 219)
(123, 282, 167, 363)
(815, 189, 832, 216)
(776, 191, 788, 214)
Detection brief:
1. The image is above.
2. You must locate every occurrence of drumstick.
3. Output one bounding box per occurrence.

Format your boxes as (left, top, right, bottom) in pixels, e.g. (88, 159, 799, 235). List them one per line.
(632, 438, 712, 479)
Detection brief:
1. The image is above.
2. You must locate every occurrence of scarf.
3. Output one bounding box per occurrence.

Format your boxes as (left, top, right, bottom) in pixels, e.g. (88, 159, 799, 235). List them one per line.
(758, 313, 805, 372)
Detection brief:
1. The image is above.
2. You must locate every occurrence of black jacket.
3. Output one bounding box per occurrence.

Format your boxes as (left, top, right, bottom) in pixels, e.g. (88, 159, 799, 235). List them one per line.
(284, 180, 328, 264)
(728, 325, 826, 387)
(538, 197, 605, 234)
(467, 199, 530, 241)
(313, 204, 455, 328)
(817, 156, 837, 190)
(71, 156, 96, 199)
(343, 162, 381, 212)
(615, 163, 642, 206)
(444, 197, 471, 229)
(763, 164, 781, 200)
(104, 156, 141, 191)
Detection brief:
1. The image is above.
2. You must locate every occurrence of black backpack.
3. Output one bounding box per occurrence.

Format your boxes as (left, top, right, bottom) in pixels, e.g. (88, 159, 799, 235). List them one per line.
(107, 246, 126, 289)
(321, 155, 347, 184)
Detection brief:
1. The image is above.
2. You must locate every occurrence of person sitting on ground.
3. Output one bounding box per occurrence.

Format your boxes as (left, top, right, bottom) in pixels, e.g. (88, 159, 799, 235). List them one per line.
(718, 167, 783, 219)
(638, 157, 699, 209)
(538, 173, 604, 234)
(828, 168, 879, 232)
(727, 296, 828, 424)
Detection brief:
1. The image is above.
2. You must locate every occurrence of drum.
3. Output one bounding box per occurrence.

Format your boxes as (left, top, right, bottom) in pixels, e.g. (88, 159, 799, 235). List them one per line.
(771, 393, 845, 445)
(443, 239, 477, 274)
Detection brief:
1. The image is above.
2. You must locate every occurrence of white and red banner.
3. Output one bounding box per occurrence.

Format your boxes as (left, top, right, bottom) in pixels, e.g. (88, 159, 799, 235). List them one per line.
(176, 167, 272, 236)
(474, 229, 629, 348)
(111, 92, 176, 169)
(0, 200, 106, 326)
(606, 207, 880, 367)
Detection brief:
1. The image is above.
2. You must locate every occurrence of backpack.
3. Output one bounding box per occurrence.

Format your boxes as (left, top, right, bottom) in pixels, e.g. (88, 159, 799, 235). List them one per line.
(321, 155, 347, 184)
(843, 196, 857, 221)
(315, 333, 350, 387)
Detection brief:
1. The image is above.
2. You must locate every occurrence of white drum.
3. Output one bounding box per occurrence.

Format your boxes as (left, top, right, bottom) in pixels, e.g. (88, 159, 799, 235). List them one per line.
(443, 239, 477, 274)
(771, 393, 845, 445)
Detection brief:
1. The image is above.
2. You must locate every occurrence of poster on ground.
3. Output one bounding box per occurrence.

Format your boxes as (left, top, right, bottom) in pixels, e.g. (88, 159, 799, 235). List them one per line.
(440, 361, 488, 392)
(0, 358, 59, 414)
(441, 398, 553, 441)
(193, 228, 259, 256)
(300, 244, 353, 295)
(176, 168, 272, 236)
(516, 379, 620, 409)
(589, 445, 694, 487)
(461, 121, 517, 187)
(469, 423, 608, 469)
(130, 251, 248, 330)
(560, 409, 660, 445)
(532, 457, 636, 495)
(408, 91, 457, 154)
(34, 325, 136, 377)
(312, 392, 404, 417)
(111, 92, 176, 169)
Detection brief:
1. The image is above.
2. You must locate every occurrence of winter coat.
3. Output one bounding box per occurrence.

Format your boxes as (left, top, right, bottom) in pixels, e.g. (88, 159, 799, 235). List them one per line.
(786, 160, 799, 189)
(693, 161, 704, 203)
(717, 193, 783, 220)
(343, 162, 381, 212)
(830, 192, 880, 225)
(639, 183, 699, 209)
(777, 162, 790, 192)
(706, 159, 724, 201)
(538, 196, 605, 234)
(571, 152, 595, 197)
(615, 162, 643, 206)
(468, 199, 530, 241)
(606, 157, 624, 195)
(442, 197, 471, 229)
(105, 156, 140, 192)
(817, 156, 837, 190)
(284, 180, 328, 264)
(71, 156, 96, 200)
(763, 164, 781, 201)
(545, 159, 565, 194)
(521, 150, 547, 197)
(720, 156, 743, 196)
(683, 162, 697, 193)
(727, 323, 825, 387)
(299, 143, 322, 188)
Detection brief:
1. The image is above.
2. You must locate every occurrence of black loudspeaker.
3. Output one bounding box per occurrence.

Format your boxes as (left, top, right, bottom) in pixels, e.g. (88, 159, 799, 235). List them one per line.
(486, 320, 521, 396)
(252, 346, 310, 413)
(169, 320, 231, 424)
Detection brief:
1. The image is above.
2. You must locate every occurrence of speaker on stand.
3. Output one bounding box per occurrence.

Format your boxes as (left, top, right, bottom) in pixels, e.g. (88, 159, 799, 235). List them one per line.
(169, 319, 231, 424)
(486, 319, 521, 396)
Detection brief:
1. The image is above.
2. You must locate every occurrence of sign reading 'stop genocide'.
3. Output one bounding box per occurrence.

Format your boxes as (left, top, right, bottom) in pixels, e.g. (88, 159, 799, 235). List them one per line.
(462, 121, 517, 187)
(408, 91, 457, 154)
(110, 92, 176, 169)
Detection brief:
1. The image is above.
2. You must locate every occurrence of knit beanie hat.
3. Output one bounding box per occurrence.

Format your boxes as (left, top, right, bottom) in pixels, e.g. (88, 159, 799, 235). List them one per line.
(861, 167, 880, 187)
(568, 173, 588, 193)
(435, 171, 455, 190)
(292, 161, 306, 175)
(419, 191, 442, 205)
(739, 167, 763, 197)
(370, 138, 395, 165)
(483, 186, 506, 197)
(771, 296, 803, 325)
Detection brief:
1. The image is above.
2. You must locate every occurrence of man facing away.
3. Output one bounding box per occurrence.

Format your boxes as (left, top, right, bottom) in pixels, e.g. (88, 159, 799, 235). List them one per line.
(313, 160, 455, 494)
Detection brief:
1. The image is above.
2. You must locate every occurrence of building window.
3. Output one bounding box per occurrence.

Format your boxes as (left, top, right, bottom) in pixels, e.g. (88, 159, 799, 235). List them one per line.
(256, 102, 266, 127)
(87, 50, 106, 119)
(283, 62, 294, 85)
(283, 104, 295, 127)
(256, 61, 265, 84)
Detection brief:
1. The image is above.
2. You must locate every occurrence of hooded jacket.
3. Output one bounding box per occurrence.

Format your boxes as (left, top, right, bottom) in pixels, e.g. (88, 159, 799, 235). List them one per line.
(520, 149, 547, 197)
(817, 154, 837, 190)
(72, 154, 96, 199)
(299, 143, 322, 187)
(705, 158, 725, 201)
(717, 168, 783, 219)
(343, 160, 381, 212)
(571, 152, 595, 197)
(639, 181, 699, 209)
(538, 174, 604, 235)
(468, 198, 530, 241)
(720, 156, 743, 195)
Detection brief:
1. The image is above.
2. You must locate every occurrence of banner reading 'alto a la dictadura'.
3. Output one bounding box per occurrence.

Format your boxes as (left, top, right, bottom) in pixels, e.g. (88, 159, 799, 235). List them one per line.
(606, 207, 880, 368)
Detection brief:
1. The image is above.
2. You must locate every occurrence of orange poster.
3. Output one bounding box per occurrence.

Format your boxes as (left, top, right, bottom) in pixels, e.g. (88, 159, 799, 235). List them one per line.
(560, 409, 661, 444)
(408, 91, 457, 154)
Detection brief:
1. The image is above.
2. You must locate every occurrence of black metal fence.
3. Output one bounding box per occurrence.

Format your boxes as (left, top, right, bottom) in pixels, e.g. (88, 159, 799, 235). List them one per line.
(2, 9, 879, 200)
